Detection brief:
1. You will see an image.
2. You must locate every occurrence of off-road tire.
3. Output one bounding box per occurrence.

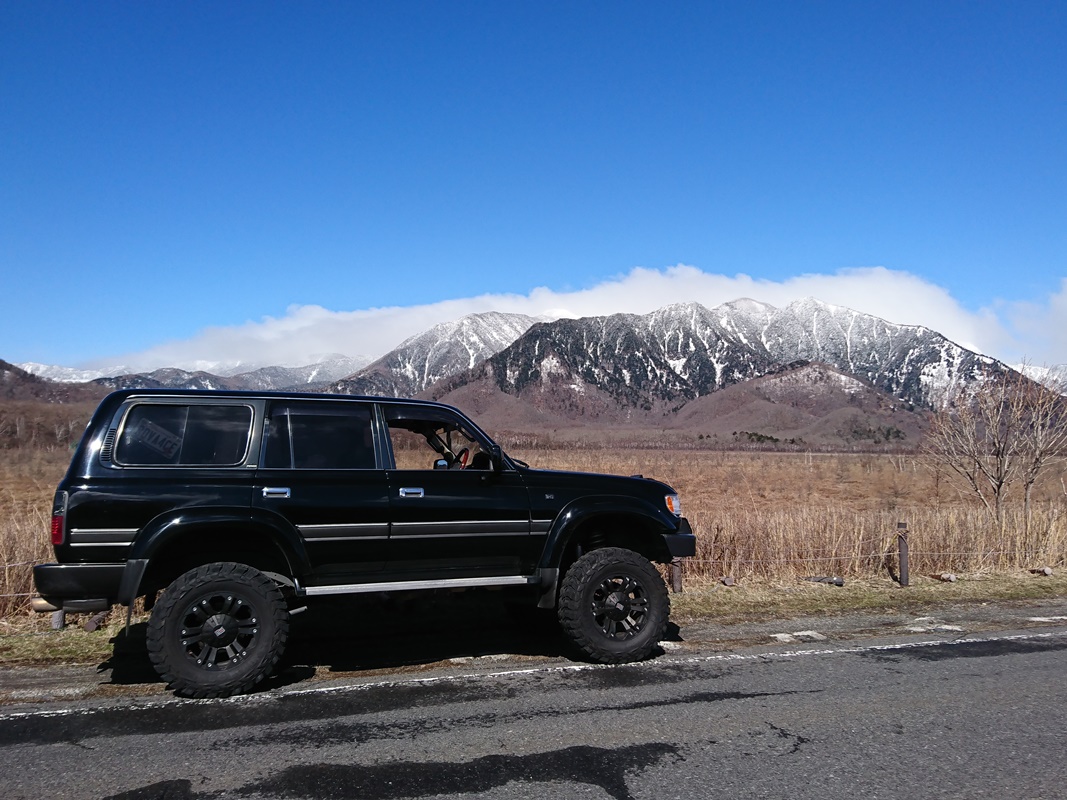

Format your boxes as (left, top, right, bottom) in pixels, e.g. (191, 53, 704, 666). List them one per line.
(557, 547, 669, 664)
(146, 562, 289, 698)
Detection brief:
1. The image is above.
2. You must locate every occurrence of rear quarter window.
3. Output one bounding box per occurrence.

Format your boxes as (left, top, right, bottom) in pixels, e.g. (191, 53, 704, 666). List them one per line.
(114, 404, 254, 466)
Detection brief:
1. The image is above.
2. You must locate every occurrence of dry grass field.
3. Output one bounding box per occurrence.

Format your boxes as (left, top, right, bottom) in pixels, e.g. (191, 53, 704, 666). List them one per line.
(2, 441, 1066, 621)
(510, 448, 1067, 583)
(1, 448, 71, 619)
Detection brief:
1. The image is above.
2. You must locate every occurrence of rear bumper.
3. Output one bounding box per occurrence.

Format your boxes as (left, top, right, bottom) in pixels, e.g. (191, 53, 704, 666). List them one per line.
(663, 517, 696, 558)
(32, 563, 126, 612)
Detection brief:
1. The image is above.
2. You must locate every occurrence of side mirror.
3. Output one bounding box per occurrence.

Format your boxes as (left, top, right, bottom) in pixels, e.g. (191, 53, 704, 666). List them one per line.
(488, 443, 504, 472)
(433, 458, 450, 470)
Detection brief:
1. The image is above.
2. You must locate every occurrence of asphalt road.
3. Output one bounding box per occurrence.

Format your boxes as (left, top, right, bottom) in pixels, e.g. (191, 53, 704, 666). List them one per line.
(2, 599, 1067, 799)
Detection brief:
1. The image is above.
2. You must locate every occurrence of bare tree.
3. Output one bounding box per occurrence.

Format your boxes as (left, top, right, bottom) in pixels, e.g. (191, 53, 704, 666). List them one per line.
(922, 365, 1067, 530)
(1015, 365, 1067, 528)
(923, 373, 1016, 526)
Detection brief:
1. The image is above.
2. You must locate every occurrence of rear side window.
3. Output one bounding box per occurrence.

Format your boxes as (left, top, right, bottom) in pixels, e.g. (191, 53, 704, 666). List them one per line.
(115, 404, 253, 466)
(263, 402, 375, 470)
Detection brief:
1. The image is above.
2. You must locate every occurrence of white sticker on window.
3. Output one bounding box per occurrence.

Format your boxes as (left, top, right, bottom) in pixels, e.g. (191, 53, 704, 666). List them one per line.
(134, 418, 181, 459)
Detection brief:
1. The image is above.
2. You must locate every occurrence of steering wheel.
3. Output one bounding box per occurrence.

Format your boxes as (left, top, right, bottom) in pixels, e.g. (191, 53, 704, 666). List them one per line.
(453, 447, 469, 469)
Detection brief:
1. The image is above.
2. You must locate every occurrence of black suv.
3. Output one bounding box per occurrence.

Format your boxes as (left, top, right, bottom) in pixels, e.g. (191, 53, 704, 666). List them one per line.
(33, 389, 695, 697)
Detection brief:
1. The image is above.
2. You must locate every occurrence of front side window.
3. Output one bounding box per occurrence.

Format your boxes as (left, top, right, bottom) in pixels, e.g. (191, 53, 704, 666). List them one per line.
(115, 404, 253, 466)
(263, 402, 375, 470)
(382, 405, 491, 471)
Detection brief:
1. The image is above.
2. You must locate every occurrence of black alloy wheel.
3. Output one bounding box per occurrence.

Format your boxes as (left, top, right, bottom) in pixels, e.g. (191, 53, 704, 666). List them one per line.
(147, 562, 289, 698)
(557, 546, 669, 664)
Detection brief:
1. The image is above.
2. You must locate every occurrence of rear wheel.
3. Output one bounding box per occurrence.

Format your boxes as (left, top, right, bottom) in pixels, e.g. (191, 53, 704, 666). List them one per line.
(146, 562, 289, 698)
(557, 547, 669, 664)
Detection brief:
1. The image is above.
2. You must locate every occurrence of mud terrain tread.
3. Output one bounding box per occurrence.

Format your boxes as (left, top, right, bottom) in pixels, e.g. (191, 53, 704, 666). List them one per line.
(146, 562, 288, 699)
(557, 547, 669, 664)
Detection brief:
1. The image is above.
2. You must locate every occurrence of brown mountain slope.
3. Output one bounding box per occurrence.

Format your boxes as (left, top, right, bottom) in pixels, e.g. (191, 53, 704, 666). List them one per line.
(0, 360, 107, 452)
(430, 361, 928, 449)
(0, 360, 107, 403)
(668, 362, 927, 447)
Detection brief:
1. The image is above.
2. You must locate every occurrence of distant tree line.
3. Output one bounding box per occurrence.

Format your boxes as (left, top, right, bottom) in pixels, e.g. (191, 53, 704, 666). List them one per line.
(0, 402, 94, 451)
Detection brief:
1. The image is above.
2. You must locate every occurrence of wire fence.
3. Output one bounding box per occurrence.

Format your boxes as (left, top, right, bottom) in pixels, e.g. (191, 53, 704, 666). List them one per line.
(681, 549, 1050, 566)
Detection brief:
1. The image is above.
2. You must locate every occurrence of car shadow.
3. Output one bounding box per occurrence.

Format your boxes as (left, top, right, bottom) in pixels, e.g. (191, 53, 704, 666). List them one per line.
(100, 591, 575, 691)
(280, 591, 573, 676)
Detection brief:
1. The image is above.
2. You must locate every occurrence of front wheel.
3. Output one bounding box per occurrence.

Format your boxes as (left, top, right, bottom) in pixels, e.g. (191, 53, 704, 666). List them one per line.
(557, 547, 669, 664)
(146, 562, 289, 698)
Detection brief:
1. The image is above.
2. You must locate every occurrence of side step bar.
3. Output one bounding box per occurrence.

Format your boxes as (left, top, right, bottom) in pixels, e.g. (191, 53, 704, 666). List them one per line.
(302, 575, 538, 596)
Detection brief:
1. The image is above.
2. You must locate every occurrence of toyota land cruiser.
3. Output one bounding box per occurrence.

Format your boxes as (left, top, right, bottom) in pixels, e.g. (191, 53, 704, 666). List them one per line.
(33, 389, 696, 697)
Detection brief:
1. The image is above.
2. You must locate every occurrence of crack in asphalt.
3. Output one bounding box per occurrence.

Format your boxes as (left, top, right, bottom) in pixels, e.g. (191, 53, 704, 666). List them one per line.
(221, 686, 818, 751)
(765, 722, 811, 755)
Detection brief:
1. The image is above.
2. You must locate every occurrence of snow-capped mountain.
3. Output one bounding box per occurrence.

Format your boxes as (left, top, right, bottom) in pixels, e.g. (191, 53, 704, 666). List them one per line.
(330, 312, 541, 397)
(93, 368, 239, 392)
(20, 354, 371, 392)
(15, 300, 1009, 428)
(233, 354, 370, 388)
(17, 362, 134, 383)
(1, 360, 108, 403)
(1014, 363, 1067, 390)
(171, 353, 373, 379)
(430, 298, 1004, 416)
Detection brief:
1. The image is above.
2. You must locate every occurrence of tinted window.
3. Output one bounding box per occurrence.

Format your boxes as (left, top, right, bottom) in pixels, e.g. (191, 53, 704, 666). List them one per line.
(115, 404, 253, 466)
(264, 402, 375, 470)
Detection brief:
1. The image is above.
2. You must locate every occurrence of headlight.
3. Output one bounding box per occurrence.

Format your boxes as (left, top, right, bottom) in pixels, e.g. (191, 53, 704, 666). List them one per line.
(665, 494, 682, 516)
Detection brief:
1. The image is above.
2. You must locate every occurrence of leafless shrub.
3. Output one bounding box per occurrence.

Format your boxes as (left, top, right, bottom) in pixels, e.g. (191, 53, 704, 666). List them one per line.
(922, 364, 1067, 530)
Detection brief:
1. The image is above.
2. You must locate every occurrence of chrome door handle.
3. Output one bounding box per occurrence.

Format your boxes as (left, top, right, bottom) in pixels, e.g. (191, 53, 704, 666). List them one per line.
(262, 487, 291, 499)
(399, 487, 424, 498)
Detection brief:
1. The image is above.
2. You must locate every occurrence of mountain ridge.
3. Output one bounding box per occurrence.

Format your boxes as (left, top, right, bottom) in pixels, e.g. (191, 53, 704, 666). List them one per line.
(9, 298, 1020, 448)
(329, 311, 542, 398)
(428, 297, 998, 417)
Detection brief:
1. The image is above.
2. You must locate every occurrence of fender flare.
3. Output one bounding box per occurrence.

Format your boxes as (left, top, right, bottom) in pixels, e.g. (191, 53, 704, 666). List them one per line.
(119, 506, 312, 602)
(534, 495, 678, 607)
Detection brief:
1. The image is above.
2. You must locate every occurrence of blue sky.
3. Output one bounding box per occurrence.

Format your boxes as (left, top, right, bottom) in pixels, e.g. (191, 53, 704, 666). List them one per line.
(3, 1, 1065, 371)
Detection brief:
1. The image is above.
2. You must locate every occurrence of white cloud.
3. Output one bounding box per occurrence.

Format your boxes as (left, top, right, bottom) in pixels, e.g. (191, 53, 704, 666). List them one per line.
(92, 265, 1062, 372)
(1002, 277, 1067, 368)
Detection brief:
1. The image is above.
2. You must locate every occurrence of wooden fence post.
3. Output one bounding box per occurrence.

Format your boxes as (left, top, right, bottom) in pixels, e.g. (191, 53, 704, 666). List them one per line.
(670, 562, 683, 593)
(897, 521, 909, 587)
